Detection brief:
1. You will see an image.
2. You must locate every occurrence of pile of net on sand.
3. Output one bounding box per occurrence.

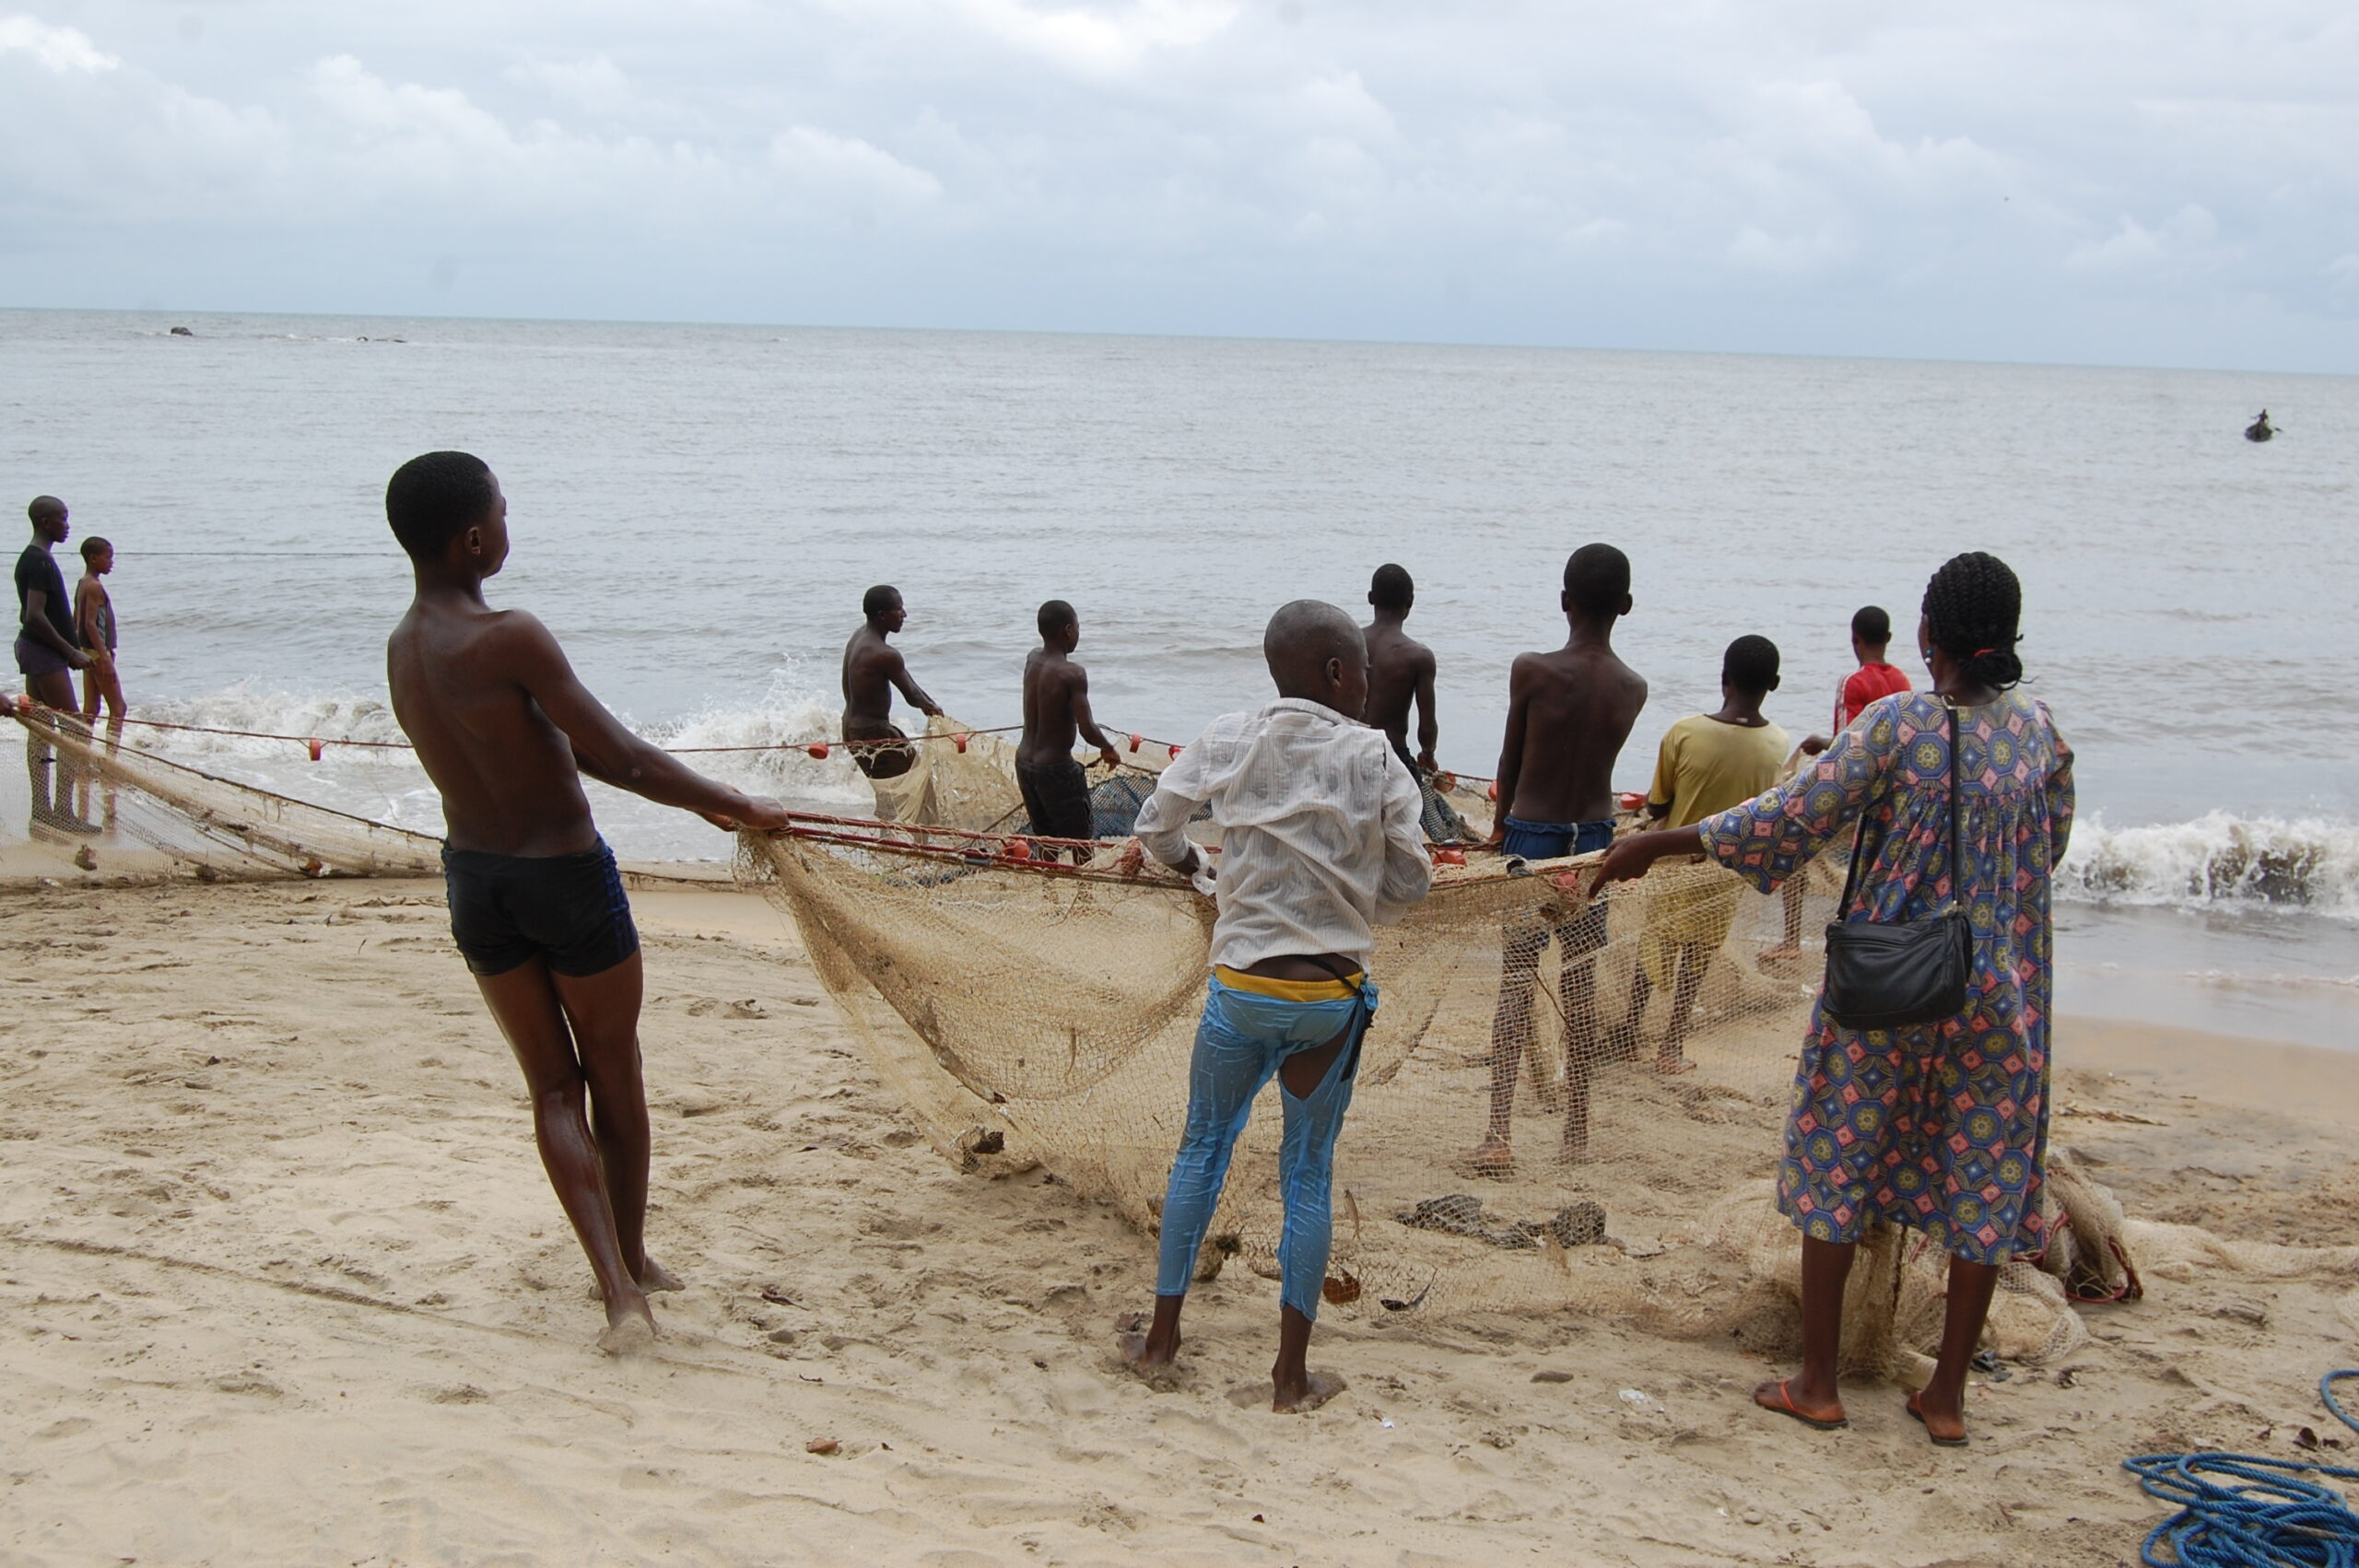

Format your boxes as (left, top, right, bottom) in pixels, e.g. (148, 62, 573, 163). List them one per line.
(4, 706, 442, 882)
(745, 716, 2359, 1374)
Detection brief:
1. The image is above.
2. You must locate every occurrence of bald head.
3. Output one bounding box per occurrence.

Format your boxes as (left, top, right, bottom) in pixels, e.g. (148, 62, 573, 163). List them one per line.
(1263, 599, 1368, 716)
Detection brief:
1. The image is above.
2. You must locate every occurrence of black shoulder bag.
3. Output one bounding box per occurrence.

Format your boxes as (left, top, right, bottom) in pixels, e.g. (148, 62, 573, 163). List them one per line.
(1819, 699, 1975, 1031)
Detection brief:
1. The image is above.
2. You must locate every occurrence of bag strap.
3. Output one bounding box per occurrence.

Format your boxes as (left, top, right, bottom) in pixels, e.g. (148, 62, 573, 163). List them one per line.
(1833, 697, 1961, 920)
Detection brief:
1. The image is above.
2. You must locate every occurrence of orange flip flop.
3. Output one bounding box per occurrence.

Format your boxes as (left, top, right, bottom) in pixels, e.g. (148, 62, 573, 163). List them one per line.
(1755, 1379, 1848, 1431)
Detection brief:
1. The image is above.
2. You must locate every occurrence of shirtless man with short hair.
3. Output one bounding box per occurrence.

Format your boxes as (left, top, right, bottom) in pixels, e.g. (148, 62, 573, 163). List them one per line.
(1363, 564, 1437, 775)
(840, 585, 942, 790)
(1466, 543, 1648, 1175)
(1017, 599, 1120, 851)
(383, 451, 790, 1354)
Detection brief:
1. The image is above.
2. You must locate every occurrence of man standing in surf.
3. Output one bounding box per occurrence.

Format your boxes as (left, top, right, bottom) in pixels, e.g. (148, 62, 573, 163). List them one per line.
(384, 451, 790, 1354)
(840, 584, 942, 800)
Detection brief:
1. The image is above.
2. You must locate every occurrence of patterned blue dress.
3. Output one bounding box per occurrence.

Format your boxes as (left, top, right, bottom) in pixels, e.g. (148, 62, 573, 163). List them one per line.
(1697, 690, 2074, 1265)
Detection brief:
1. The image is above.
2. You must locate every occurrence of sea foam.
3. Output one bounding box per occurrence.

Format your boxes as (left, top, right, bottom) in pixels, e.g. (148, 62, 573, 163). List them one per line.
(2058, 812, 2359, 919)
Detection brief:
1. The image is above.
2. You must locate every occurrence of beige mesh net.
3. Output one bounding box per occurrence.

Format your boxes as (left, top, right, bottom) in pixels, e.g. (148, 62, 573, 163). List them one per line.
(5, 708, 442, 882)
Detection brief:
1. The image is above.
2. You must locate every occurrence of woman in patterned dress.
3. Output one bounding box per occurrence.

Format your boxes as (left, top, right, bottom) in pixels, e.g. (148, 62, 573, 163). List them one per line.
(1590, 552, 2072, 1446)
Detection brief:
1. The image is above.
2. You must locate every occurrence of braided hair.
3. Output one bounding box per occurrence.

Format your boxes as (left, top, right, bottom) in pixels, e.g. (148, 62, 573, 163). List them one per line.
(1920, 551, 2025, 689)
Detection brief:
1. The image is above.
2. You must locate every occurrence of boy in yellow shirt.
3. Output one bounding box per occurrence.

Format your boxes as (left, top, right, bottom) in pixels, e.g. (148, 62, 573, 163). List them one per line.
(1632, 636, 1790, 1072)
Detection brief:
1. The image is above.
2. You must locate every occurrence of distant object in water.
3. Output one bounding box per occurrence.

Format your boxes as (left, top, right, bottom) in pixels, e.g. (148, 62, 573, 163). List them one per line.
(2245, 410, 2273, 442)
(168, 325, 193, 337)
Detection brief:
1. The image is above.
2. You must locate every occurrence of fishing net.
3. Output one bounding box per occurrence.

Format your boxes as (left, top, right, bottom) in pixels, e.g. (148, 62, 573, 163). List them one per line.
(4, 707, 441, 882)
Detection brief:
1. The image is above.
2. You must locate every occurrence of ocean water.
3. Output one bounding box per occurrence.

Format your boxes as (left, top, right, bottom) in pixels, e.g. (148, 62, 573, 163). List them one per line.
(4, 309, 2353, 1043)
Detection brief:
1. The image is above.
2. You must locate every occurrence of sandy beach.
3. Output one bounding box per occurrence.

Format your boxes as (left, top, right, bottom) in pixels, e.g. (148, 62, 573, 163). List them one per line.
(3, 874, 2355, 1567)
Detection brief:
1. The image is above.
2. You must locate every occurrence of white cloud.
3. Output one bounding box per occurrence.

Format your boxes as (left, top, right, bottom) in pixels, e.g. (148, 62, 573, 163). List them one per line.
(771, 126, 944, 206)
(949, 0, 1238, 76)
(505, 55, 635, 117)
(2065, 205, 2224, 273)
(0, 13, 113, 73)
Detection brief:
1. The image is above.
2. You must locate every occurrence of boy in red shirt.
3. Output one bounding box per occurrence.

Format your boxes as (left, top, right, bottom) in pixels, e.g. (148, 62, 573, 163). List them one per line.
(1830, 604, 1911, 732)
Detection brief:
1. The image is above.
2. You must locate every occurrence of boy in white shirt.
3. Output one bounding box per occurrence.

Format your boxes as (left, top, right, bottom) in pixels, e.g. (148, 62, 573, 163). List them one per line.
(1122, 600, 1432, 1412)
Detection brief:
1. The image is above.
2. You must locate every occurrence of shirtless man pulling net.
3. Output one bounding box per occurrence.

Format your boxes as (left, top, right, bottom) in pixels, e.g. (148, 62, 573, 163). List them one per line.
(1467, 544, 1647, 1176)
(1017, 598, 1120, 854)
(841, 585, 942, 809)
(384, 452, 790, 1353)
(1121, 599, 1432, 1412)
(1361, 563, 1468, 845)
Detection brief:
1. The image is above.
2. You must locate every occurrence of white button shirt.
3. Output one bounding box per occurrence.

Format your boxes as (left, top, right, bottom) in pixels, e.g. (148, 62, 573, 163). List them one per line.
(1135, 697, 1432, 972)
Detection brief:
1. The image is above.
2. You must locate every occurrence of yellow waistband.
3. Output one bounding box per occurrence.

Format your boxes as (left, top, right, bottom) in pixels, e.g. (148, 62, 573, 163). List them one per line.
(1214, 965, 1364, 1001)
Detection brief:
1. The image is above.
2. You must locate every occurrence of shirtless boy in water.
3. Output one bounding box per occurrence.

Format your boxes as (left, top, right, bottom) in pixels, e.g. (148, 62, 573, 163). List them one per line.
(1016, 599, 1120, 850)
(840, 585, 942, 787)
(383, 451, 790, 1354)
(1466, 544, 1647, 1175)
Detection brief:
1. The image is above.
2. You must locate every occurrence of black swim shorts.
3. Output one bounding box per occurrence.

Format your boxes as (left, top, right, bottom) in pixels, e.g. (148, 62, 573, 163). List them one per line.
(440, 838, 640, 978)
(1016, 756, 1095, 841)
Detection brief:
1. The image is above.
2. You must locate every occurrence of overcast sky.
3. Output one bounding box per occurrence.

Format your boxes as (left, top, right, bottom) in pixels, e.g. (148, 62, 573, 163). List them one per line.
(3, 1, 2353, 370)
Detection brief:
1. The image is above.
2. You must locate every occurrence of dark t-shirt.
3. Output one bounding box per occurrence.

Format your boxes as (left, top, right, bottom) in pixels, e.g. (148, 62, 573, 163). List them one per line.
(14, 544, 75, 646)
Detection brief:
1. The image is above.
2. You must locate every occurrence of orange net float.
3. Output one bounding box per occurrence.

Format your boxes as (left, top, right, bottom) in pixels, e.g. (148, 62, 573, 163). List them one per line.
(1127, 733, 1141, 752)
(1617, 790, 1645, 813)
(953, 732, 969, 754)
(806, 742, 831, 760)
(1486, 779, 1499, 801)
(1433, 771, 1459, 793)
(1429, 846, 1467, 867)
(1168, 743, 1181, 760)
(305, 737, 325, 762)
(11, 694, 32, 717)
(1001, 837, 1033, 862)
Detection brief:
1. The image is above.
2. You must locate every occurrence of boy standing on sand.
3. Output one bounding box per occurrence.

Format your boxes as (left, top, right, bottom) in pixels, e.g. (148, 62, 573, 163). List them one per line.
(1630, 636, 1790, 1074)
(840, 585, 942, 797)
(1464, 544, 1647, 1176)
(1017, 599, 1120, 848)
(384, 451, 790, 1354)
(76, 536, 124, 730)
(1124, 600, 1430, 1412)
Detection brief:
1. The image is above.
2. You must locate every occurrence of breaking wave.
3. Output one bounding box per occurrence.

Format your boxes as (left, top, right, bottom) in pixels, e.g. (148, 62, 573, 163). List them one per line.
(2058, 812, 2359, 919)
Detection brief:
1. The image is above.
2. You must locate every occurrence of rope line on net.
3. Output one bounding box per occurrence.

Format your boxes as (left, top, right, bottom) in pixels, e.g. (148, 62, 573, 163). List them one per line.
(2, 697, 1498, 783)
(2120, 1370, 2359, 1567)
(1, 698, 1030, 758)
(761, 810, 1532, 888)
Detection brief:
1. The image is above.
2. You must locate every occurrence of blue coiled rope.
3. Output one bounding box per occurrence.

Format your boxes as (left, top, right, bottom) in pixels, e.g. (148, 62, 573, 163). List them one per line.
(2122, 1372, 2359, 1566)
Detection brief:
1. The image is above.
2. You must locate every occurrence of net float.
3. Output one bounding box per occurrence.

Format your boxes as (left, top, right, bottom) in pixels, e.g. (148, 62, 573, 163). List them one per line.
(1432, 847, 1467, 867)
(1434, 772, 1460, 793)
(305, 737, 325, 762)
(13, 694, 32, 716)
(1003, 837, 1033, 861)
(953, 732, 969, 753)
(1128, 733, 1141, 752)
(1168, 743, 1181, 759)
(806, 742, 830, 760)
(1487, 779, 1499, 801)
(1617, 790, 1645, 813)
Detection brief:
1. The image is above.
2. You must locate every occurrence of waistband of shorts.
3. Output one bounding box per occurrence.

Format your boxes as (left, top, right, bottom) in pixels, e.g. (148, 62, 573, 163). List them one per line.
(440, 837, 614, 873)
(1503, 815, 1614, 836)
(1213, 965, 1366, 1002)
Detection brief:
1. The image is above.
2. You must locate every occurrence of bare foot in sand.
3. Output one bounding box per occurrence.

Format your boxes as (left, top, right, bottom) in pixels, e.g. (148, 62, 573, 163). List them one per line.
(598, 1293, 657, 1355)
(1459, 1134, 1513, 1180)
(1555, 1131, 1592, 1165)
(1654, 1052, 1696, 1076)
(637, 1256, 685, 1293)
(1273, 1369, 1345, 1414)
